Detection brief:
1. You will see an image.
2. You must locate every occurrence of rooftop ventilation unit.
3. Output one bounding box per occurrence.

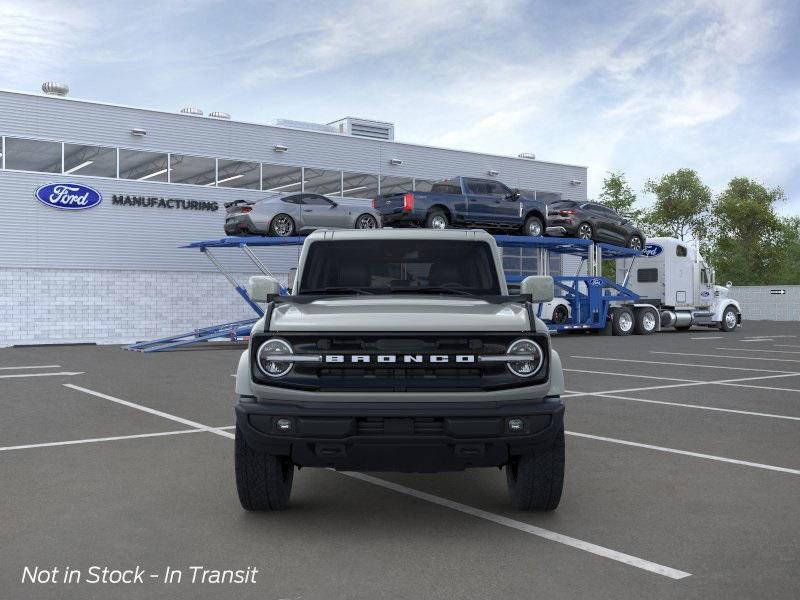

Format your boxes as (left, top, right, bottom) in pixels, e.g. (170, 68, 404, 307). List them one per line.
(269, 119, 337, 134)
(328, 117, 395, 141)
(180, 106, 203, 116)
(518, 152, 536, 160)
(42, 82, 69, 96)
(208, 111, 231, 119)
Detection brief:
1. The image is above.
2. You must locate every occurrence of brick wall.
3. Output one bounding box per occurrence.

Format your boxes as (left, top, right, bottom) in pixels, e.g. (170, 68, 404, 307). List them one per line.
(730, 286, 800, 322)
(0, 268, 281, 346)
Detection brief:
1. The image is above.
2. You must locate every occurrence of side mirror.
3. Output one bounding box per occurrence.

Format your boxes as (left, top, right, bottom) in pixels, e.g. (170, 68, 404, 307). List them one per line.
(248, 275, 281, 303)
(330, 201, 338, 208)
(726, 281, 732, 288)
(505, 189, 521, 200)
(520, 275, 554, 303)
(287, 268, 297, 293)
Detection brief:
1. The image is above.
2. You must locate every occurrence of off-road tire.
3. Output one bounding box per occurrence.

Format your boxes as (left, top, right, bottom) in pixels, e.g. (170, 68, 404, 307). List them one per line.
(506, 424, 565, 511)
(611, 307, 634, 336)
(551, 304, 569, 324)
(235, 426, 294, 511)
(425, 209, 449, 229)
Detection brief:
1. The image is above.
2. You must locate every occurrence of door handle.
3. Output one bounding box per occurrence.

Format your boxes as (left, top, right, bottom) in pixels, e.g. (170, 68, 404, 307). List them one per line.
(303, 209, 313, 212)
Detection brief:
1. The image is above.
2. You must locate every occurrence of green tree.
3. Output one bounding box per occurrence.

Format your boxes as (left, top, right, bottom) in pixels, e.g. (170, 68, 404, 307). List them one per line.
(598, 171, 641, 221)
(708, 178, 787, 285)
(642, 169, 711, 241)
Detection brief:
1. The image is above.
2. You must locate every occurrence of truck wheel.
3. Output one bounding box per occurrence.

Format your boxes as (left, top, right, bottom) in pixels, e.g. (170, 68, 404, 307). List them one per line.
(720, 306, 738, 332)
(627, 235, 644, 251)
(425, 209, 449, 230)
(576, 222, 593, 240)
(235, 426, 294, 511)
(633, 307, 657, 335)
(611, 307, 634, 336)
(523, 215, 544, 237)
(506, 424, 564, 511)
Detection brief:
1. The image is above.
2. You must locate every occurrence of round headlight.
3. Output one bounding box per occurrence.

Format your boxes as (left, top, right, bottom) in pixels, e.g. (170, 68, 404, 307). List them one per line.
(506, 338, 544, 377)
(256, 338, 294, 378)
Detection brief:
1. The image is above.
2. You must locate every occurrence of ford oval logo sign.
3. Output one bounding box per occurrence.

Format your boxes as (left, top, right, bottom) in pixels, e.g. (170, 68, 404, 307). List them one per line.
(642, 243, 663, 257)
(35, 183, 102, 210)
(588, 277, 604, 287)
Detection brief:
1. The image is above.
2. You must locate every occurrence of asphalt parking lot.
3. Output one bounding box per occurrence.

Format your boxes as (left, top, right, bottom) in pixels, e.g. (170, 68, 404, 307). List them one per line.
(1, 321, 799, 599)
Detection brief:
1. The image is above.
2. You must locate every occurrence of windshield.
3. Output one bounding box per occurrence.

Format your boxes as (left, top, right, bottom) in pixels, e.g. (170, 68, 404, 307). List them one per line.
(298, 240, 501, 295)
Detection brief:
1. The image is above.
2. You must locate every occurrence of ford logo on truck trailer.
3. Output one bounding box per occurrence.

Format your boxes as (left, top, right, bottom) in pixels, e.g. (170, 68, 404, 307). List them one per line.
(641, 243, 663, 257)
(35, 183, 102, 210)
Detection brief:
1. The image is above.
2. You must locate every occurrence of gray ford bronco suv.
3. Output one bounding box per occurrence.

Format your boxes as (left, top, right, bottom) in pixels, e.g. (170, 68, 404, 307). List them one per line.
(234, 229, 565, 511)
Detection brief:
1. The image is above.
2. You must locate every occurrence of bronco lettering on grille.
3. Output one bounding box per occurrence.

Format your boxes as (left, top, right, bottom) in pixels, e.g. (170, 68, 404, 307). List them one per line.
(323, 354, 476, 364)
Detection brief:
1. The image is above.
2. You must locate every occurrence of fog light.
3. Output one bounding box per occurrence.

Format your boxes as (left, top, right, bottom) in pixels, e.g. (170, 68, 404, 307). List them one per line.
(508, 418, 524, 432)
(275, 418, 293, 432)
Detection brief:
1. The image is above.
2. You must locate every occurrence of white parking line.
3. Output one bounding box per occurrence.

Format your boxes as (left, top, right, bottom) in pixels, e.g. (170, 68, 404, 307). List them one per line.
(564, 390, 800, 421)
(341, 471, 691, 580)
(0, 426, 237, 453)
(0, 371, 84, 379)
(63, 384, 235, 439)
(570, 355, 798, 374)
(690, 336, 724, 340)
(0, 364, 61, 370)
(564, 368, 704, 383)
(715, 347, 800, 355)
(567, 431, 800, 475)
(652, 351, 800, 364)
(776, 344, 800, 349)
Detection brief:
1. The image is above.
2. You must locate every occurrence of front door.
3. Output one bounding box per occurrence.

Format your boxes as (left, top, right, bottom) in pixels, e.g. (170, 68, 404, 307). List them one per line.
(697, 263, 714, 307)
(300, 194, 343, 230)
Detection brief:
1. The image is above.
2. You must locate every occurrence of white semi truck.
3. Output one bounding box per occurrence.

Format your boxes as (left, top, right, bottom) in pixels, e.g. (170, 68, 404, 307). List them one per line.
(614, 237, 742, 333)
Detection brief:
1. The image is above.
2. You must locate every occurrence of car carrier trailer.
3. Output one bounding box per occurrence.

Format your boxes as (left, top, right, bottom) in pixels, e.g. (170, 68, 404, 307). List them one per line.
(127, 231, 742, 352)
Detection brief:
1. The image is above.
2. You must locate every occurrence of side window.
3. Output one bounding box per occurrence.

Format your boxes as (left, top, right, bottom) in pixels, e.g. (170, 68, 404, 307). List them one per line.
(302, 194, 332, 206)
(430, 181, 461, 194)
(282, 195, 302, 204)
(487, 181, 511, 196)
(701, 269, 709, 284)
(637, 268, 659, 283)
(466, 180, 490, 195)
(676, 245, 688, 257)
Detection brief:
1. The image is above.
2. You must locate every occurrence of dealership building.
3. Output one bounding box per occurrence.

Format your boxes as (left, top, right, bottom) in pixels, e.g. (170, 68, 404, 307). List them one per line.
(0, 85, 589, 346)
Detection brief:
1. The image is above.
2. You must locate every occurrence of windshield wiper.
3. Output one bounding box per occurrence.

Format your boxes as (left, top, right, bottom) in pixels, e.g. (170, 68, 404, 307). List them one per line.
(300, 287, 375, 295)
(391, 286, 481, 298)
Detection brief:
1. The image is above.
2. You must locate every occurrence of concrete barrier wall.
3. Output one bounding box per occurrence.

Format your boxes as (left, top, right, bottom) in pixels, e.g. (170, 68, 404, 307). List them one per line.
(730, 285, 800, 321)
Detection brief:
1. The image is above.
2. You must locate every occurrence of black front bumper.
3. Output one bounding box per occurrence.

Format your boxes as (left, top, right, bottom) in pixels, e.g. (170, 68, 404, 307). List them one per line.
(235, 397, 564, 472)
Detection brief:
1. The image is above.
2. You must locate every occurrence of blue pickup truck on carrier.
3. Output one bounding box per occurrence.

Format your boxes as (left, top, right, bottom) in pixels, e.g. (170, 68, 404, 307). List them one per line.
(372, 177, 550, 236)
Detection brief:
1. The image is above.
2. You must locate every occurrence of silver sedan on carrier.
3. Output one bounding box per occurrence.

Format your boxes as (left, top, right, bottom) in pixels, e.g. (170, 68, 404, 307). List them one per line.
(224, 193, 382, 237)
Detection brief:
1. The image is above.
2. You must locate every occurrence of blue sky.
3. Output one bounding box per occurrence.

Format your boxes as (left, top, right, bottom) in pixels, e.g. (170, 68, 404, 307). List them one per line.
(2, 0, 799, 212)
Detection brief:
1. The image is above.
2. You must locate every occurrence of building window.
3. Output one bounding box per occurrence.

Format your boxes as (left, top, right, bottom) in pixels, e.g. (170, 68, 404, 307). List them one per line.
(413, 178, 436, 192)
(217, 159, 260, 189)
(676, 245, 687, 257)
(170, 154, 216, 186)
(63, 144, 117, 177)
(262, 164, 302, 193)
(304, 168, 342, 196)
(4, 137, 61, 173)
(341, 172, 379, 198)
(379, 175, 413, 195)
(119, 149, 169, 182)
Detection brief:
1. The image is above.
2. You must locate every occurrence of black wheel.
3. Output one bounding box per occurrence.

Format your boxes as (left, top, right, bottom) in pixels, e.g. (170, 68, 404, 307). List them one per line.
(506, 424, 564, 511)
(611, 307, 634, 336)
(355, 213, 378, 229)
(627, 235, 644, 251)
(551, 304, 569, 324)
(633, 307, 657, 335)
(235, 426, 294, 511)
(425, 209, 449, 230)
(576, 222, 593, 240)
(720, 306, 738, 332)
(269, 214, 295, 237)
(523, 215, 544, 237)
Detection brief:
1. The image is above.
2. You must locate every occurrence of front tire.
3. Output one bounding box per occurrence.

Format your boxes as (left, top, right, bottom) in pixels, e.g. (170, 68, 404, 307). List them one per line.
(235, 426, 294, 511)
(523, 215, 544, 237)
(720, 306, 738, 332)
(506, 424, 564, 511)
(269, 214, 295, 237)
(425, 209, 449, 230)
(355, 213, 378, 229)
(551, 304, 569, 324)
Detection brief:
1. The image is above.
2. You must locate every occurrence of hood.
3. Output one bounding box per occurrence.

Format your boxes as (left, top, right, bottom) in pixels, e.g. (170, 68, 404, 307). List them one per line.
(269, 296, 530, 332)
(714, 285, 730, 299)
